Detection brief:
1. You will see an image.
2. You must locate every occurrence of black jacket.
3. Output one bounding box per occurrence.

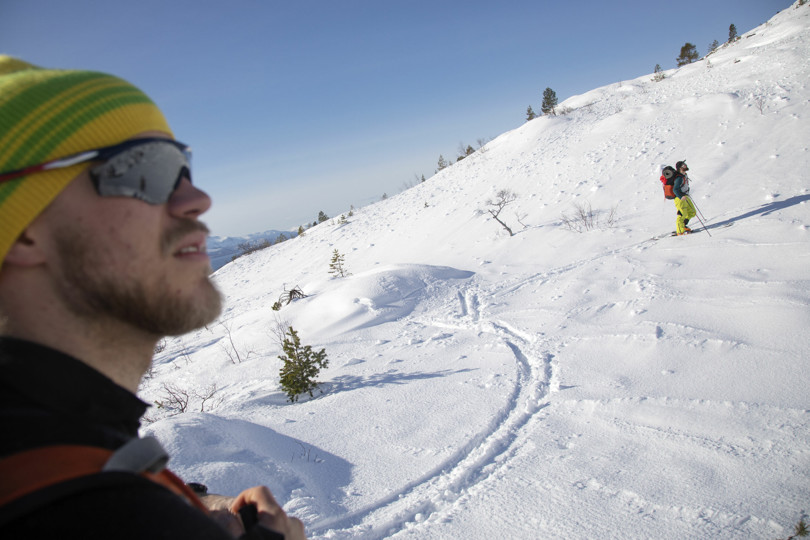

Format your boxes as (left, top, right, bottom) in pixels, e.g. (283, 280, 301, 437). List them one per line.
(0, 337, 280, 539)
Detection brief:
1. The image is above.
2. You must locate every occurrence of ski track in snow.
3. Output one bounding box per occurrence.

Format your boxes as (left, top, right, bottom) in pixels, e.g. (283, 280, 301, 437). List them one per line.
(308, 279, 559, 538)
(310, 217, 755, 537)
(313, 231, 809, 538)
(336, 220, 805, 537)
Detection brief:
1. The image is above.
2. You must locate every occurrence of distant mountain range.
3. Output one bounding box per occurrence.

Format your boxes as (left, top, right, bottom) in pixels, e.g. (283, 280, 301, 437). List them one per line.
(207, 229, 297, 270)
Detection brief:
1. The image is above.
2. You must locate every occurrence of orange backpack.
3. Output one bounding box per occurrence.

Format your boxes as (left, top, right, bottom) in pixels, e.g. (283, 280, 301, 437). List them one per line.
(660, 165, 677, 199)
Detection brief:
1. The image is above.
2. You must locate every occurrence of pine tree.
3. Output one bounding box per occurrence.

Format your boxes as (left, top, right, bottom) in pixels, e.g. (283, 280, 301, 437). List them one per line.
(652, 64, 666, 82)
(676, 43, 699, 66)
(526, 105, 536, 121)
(317, 211, 329, 223)
(329, 249, 349, 278)
(437, 154, 448, 172)
(456, 144, 475, 162)
(728, 24, 738, 42)
(708, 39, 720, 54)
(541, 88, 558, 115)
(278, 327, 329, 403)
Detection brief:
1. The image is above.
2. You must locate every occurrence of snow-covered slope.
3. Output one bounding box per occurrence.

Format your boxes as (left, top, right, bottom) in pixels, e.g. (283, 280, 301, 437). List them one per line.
(142, 4, 810, 538)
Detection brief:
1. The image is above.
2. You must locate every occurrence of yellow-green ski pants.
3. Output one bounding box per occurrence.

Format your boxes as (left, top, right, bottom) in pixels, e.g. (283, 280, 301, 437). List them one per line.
(675, 196, 696, 234)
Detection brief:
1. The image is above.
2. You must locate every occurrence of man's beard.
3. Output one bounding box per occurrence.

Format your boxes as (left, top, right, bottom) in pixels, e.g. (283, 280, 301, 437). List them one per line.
(54, 219, 223, 337)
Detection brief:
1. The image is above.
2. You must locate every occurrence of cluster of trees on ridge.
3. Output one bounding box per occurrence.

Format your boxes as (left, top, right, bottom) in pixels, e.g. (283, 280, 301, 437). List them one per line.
(654, 23, 742, 82)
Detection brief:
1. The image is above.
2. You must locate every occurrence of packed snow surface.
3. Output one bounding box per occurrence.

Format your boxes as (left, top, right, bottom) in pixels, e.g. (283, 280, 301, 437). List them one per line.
(142, 4, 810, 538)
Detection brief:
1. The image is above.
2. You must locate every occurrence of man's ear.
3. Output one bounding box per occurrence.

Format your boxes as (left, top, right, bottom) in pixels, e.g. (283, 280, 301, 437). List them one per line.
(3, 229, 47, 267)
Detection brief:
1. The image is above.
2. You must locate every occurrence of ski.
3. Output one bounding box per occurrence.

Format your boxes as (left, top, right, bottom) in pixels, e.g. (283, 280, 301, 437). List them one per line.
(647, 221, 734, 242)
(687, 221, 735, 235)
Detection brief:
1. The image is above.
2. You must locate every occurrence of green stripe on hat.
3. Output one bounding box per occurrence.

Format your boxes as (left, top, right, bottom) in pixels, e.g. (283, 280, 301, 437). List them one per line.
(1, 72, 157, 169)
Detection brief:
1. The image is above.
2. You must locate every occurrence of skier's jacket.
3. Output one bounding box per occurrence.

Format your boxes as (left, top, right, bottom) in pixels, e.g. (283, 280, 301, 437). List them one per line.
(673, 172, 690, 199)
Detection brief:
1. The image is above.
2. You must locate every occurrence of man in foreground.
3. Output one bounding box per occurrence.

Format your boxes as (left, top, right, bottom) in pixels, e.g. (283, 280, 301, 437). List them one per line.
(0, 56, 305, 539)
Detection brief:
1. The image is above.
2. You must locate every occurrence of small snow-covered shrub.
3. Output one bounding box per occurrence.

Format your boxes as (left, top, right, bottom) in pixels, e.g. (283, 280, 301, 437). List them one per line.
(278, 327, 329, 403)
(560, 201, 618, 233)
(274, 286, 307, 311)
(484, 189, 518, 236)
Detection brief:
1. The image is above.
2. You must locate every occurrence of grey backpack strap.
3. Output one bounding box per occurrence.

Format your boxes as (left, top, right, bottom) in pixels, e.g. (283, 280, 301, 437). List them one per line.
(102, 436, 169, 474)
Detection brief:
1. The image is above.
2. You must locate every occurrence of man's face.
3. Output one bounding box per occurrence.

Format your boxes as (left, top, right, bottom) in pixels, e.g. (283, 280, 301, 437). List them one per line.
(39, 134, 222, 337)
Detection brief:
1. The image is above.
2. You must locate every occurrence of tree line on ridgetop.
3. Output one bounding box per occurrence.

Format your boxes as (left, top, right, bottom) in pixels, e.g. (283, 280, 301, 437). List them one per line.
(655, 23, 742, 83)
(528, 22, 745, 123)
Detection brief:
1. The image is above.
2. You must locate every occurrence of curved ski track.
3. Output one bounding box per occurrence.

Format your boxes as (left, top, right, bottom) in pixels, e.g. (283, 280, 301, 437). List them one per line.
(310, 229, 743, 537)
(309, 237, 668, 538)
(310, 283, 559, 539)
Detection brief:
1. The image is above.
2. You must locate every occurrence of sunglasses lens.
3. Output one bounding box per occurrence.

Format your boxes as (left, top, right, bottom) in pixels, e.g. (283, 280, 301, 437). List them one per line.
(90, 141, 191, 204)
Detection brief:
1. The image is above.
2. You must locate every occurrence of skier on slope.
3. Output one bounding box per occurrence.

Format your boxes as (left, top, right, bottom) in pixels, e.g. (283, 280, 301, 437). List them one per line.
(672, 160, 696, 235)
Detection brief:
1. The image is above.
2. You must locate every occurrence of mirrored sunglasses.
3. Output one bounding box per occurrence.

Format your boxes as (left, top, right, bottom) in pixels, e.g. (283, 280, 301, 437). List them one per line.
(0, 138, 192, 205)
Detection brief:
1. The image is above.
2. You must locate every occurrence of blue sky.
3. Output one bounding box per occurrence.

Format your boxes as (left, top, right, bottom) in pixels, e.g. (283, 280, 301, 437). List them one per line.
(1, 0, 793, 236)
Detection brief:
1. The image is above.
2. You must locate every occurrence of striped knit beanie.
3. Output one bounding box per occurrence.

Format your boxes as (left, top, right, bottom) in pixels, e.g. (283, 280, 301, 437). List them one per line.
(0, 56, 173, 263)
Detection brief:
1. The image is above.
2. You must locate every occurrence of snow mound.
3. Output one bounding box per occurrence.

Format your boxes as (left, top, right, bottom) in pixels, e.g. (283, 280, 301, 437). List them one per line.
(289, 265, 474, 338)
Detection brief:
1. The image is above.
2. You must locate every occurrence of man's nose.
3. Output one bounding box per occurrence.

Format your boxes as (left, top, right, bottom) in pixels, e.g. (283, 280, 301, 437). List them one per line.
(168, 177, 212, 219)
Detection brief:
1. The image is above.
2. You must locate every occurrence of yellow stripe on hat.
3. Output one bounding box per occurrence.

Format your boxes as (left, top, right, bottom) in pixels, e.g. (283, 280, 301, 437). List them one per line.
(0, 165, 84, 266)
(1, 73, 170, 169)
(0, 74, 119, 164)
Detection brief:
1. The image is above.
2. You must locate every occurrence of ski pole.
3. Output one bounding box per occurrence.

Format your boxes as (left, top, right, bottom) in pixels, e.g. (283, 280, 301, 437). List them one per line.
(686, 177, 709, 222)
(687, 196, 711, 237)
(691, 197, 708, 222)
